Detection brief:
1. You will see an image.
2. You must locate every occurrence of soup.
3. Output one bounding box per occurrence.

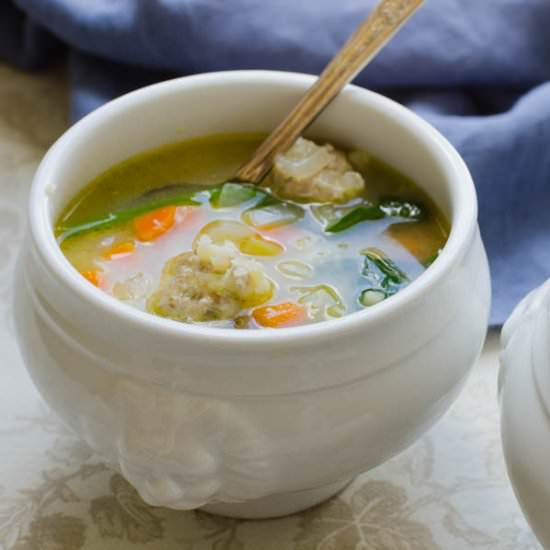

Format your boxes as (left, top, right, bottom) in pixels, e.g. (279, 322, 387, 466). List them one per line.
(56, 134, 449, 329)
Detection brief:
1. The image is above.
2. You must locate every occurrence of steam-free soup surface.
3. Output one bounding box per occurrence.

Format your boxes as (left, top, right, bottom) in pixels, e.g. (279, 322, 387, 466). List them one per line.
(56, 134, 448, 329)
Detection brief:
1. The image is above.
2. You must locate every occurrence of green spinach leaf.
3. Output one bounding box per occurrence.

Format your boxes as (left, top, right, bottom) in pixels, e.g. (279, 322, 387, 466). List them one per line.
(57, 191, 199, 240)
(325, 204, 385, 233)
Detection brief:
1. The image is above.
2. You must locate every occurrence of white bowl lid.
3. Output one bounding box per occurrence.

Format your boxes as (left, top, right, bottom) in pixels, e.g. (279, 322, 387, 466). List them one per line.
(501, 279, 550, 415)
(500, 279, 550, 548)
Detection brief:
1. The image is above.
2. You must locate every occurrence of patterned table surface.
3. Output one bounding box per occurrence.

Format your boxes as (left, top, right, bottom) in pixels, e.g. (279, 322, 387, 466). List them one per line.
(0, 63, 541, 550)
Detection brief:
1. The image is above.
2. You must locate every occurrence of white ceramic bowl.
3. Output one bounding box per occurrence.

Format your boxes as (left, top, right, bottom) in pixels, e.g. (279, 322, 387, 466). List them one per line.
(14, 71, 490, 518)
(500, 280, 550, 548)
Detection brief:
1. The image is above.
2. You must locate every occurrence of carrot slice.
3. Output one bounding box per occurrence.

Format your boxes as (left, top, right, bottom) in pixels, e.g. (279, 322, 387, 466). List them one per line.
(133, 206, 176, 241)
(384, 222, 446, 262)
(102, 240, 135, 260)
(253, 302, 307, 328)
(81, 270, 103, 287)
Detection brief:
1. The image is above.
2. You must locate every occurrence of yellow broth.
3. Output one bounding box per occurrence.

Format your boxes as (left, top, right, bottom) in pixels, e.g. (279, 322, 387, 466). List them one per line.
(56, 133, 449, 329)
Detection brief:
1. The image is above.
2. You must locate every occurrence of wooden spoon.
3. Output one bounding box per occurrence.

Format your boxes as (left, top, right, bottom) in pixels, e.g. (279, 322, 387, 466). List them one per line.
(235, 0, 424, 184)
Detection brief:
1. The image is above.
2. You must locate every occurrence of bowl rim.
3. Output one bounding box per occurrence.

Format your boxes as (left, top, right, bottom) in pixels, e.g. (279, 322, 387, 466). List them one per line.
(29, 70, 478, 348)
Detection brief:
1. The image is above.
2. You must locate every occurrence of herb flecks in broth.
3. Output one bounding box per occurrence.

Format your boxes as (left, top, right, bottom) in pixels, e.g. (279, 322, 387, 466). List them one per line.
(56, 134, 449, 329)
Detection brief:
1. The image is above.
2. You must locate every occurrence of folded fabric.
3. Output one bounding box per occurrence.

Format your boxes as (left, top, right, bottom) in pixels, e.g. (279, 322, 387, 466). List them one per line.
(2, 0, 549, 325)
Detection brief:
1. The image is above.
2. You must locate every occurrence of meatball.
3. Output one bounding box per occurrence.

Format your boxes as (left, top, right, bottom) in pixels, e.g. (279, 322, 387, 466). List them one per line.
(270, 137, 365, 203)
(147, 235, 273, 323)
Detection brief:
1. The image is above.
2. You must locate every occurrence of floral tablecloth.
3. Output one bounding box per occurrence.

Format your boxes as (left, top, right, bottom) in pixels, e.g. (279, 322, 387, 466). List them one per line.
(0, 63, 541, 550)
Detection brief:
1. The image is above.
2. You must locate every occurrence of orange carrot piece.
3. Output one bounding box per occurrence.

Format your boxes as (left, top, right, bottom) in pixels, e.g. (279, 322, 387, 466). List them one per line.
(253, 302, 307, 328)
(81, 270, 103, 287)
(384, 222, 446, 262)
(102, 240, 135, 260)
(133, 206, 176, 241)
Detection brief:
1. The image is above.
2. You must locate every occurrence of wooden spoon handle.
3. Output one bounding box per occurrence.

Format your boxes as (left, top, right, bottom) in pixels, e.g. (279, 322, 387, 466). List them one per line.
(236, 0, 424, 184)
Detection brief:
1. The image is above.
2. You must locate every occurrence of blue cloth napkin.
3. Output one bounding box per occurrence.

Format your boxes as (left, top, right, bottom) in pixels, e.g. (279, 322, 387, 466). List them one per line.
(2, 0, 549, 326)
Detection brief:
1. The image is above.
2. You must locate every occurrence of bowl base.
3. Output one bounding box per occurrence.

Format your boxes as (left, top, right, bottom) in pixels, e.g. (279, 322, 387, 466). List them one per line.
(200, 478, 352, 519)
